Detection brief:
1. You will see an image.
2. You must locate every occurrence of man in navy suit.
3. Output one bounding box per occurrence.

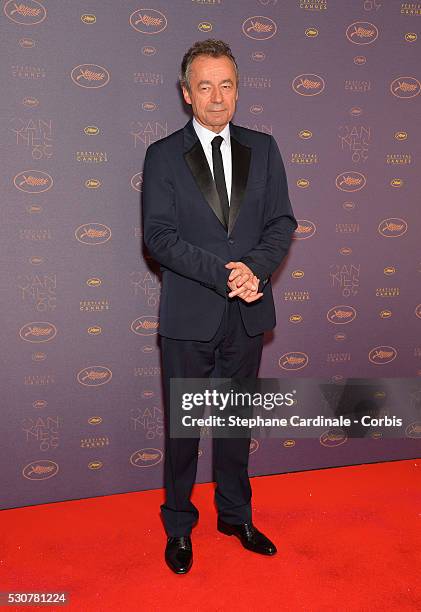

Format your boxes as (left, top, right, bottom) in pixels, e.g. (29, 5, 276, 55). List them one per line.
(142, 39, 297, 574)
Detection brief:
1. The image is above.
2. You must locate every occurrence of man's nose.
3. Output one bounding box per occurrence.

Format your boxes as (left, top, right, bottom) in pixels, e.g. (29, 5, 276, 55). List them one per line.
(210, 87, 223, 103)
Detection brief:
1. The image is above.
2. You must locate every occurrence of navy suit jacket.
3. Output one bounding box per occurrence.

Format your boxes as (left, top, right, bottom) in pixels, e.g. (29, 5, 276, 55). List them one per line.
(142, 118, 298, 341)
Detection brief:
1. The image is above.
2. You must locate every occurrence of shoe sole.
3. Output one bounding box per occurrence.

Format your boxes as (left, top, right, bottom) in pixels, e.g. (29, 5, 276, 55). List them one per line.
(165, 558, 193, 574)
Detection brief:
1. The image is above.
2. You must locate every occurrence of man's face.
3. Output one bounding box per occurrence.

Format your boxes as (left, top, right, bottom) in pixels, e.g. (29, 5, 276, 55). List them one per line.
(182, 54, 238, 133)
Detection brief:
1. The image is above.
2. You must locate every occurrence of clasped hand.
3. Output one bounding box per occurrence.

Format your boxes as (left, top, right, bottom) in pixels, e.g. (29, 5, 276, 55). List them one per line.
(225, 261, 263, 303)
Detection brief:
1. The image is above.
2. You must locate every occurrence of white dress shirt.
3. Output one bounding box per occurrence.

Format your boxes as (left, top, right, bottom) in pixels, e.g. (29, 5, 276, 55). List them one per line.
(192, 116, 232, 204)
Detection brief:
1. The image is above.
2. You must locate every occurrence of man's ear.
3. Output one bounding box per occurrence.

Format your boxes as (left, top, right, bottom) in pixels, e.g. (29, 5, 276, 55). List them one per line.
(182, 86, 192, 105)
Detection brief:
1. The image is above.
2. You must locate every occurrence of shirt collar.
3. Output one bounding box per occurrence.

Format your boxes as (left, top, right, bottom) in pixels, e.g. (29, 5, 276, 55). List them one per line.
(192, 116, 231, 148)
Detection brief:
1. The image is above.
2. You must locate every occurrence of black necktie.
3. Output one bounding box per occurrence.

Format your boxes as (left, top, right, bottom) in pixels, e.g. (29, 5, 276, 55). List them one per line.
(211, 135, 229, 228)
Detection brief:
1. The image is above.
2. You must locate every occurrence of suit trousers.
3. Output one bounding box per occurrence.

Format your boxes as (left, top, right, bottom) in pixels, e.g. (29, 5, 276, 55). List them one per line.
(159, 296, 264, 537)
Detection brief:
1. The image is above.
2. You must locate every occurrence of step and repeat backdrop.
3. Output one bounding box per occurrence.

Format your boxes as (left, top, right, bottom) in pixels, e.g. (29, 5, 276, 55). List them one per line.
(1, 0, 420, 510)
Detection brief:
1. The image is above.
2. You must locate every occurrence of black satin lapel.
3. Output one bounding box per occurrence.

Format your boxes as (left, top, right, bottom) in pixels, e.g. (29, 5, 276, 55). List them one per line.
(184, 140, 228, 231)
(228, 136, 251, 237)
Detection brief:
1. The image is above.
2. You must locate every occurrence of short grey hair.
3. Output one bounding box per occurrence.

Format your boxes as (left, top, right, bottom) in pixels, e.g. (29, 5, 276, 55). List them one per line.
(180, 39, 239, 93)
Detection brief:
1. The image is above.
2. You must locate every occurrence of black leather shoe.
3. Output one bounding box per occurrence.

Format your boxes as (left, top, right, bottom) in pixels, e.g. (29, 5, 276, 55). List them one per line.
(217, 518, 277, 555)
(165, 536, 193, 574)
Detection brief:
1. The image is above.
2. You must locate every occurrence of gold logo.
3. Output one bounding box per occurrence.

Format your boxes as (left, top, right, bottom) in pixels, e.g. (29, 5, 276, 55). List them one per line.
(390, 178, 403, 187)
(394, 131, 408, 141)
(292, 270, 305, 278)
(292, 220, 316, 240)
(353, 56, 367, 65)
(88, 461, 103, 470)
(242, 16, 277, 40)
(142, 390, 155, 399)
(250, 104, 264, 114)
(29, 256, 44, 265)
(383, 267, 396, 275)
(23, 460, 58, 480)
(320, 429, 347, 447)
(14, 170, 53, 193)
(131, 316, 159, 335)
(368, 346, 397, 364)
(198, 22, 213, 32)
(142, 102, 157, 111)
(283, 440, 296, 448)
(346, 22, 379, 45)
(4, 0, 47, 24)
(27, 205, 42, 213)
(298, 130, 312, 139)
(77, 366, 112, 386)
(305, 28, 318, 38)
(130, 448, 163, 467)
(335, 171, 366, 192)
(373, 391, 386, 399)
(334, 332, 347, 341)
(292, 74, 325, 96)
(327, 306, 357, 325)
(378, 218, 407, 238)
(142, 46, 157, 56)
(85, 178, 101, 189)
(81, 14, 96, 24)
(71, 64, 110, 88)
(279, 352, 309, 370)
(380, 310, 392, 319)
(251, 51, 266, 62)
(19, 38, 36, 48)
(33, 400, 47, 408)
(390, 77, 420, 99)
(350, 106, 363, 116)
(339, 247, 353, 255)
(404, 33, 417, 42)
(87, 326, 102, 335)
(19, 322, 57, 343)
(296, 179, 310, 188)
(23, 97, 40, 108)
(289, 314, 303, 324)
(75, 223, 112, 245)
(86, 277, 102, 287)
(88, 417, 103, 425)
(129, 9, 168, 34)
(84, 125, 100, 136)
(142, 345, 154, 353)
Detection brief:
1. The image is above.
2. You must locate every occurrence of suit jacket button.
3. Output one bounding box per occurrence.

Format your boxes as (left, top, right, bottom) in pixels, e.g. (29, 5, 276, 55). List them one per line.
(228, 239, 234, 245)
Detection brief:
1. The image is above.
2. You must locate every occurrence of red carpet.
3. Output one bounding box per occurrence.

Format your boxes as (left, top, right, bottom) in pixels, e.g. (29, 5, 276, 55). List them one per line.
(1, 459, 420, 611)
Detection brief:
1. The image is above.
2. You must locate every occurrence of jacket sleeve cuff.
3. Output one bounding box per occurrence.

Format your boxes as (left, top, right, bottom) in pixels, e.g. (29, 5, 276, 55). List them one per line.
(201, 266, 231, 298)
